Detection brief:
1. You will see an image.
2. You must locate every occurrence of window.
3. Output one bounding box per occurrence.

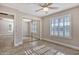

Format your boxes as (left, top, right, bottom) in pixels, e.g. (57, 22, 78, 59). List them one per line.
(50, 14, 71, 38)
(32, 21, 37, 33)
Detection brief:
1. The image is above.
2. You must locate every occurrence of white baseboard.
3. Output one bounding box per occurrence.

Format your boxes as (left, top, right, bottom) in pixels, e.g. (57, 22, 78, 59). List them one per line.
(22, 37, 27, 39)
(42, 38, 79, 50)
(14, 41, 23, 47)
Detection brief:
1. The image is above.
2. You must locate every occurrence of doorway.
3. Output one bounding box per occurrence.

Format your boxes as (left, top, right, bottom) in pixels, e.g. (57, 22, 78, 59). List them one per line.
(31, 20, 40, 41)
(0, 13, 14, 50)
(22, 18, 32, 43)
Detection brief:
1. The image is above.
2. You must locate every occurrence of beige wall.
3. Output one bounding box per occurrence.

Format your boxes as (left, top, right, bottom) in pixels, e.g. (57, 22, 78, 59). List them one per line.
(22, 21, 29, 37)
(0, 18, 14, 47)
(42, 6, 79, 47)
(0, 18, 13, 35)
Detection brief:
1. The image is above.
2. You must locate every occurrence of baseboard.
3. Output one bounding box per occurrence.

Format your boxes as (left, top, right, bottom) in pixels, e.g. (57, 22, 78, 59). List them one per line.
(22, 37, 28, 39)
(14, 41, 23, 47)
(41, 38, 79, 51)
(31, 36, 40, 40)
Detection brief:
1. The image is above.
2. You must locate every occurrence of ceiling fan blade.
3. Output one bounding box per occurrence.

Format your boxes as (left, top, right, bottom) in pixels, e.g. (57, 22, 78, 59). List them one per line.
(0, 13, 8, 15)
(39, 3, 52, 7)
(35, 8, 43, 12)
(48, 7, 58, 9)
(47, 3, 52, 6)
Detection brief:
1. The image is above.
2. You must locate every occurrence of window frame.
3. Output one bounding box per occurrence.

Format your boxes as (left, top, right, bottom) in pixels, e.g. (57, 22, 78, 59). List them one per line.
(50, 14, 72, 39)
(31, 21, 37, 33)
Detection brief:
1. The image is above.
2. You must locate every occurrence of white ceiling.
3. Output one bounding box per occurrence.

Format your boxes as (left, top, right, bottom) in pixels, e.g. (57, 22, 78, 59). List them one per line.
(1, 3, 79, 17)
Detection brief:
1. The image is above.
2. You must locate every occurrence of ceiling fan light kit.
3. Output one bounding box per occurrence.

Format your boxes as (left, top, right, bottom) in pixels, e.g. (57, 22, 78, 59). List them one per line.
(35, 3, 58, 13)
(43, 7, 48, 11)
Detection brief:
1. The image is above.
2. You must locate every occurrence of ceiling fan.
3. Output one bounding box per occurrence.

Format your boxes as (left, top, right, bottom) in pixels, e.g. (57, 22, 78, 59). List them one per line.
(35, 3, 58, 13)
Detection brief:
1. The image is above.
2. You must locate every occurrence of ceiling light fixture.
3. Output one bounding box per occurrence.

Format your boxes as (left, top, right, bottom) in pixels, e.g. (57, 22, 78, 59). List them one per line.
(43, 7, 48, 11)
(36, 3, 58, 13)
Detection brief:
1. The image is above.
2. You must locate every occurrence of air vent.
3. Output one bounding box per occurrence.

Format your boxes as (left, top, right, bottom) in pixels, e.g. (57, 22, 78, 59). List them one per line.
(0, 13, 8, 15)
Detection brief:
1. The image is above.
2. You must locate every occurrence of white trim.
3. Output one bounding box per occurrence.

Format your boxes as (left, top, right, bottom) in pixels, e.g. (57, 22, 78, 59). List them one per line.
(22, 37, 27, 39)
(50, 14, 72, 39)
(22, 37, 30, 40)
(42, 38, 79, 50)
(14, 41, 23, 47)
